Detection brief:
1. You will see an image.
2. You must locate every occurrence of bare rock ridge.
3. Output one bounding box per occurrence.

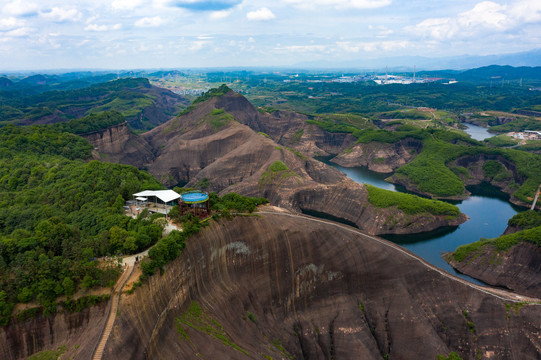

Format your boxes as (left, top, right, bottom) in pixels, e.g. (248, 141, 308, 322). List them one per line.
(83, 122, 154, 168)
(104, 213, 541, 359)
(331, 139, 423, 173)
(90, 90, 466, 235)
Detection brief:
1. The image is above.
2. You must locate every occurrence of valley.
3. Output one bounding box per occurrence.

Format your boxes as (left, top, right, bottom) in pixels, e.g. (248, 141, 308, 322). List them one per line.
(1, 69, 541, 359)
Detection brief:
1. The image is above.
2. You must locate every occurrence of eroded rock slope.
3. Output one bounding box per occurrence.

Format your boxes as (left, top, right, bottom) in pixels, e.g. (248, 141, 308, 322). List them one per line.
(105, 213, 541, 360)
(91, 91, 465, 235)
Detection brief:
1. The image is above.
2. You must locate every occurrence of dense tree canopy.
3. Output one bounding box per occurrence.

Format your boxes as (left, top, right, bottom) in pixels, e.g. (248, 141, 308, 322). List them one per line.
(0, 125, 164, 325)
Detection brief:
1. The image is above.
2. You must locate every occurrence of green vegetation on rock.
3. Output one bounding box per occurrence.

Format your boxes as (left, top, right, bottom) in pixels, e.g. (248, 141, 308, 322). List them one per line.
(508, 210, 541, 229)
(436, 351, 464, 360)
(27, 345, 67, 360)
(452, 223, 541, 263)
(176, 301, 249, 356)
(394, 138, 467, 197)
(366, 184, 460, 217)
(180, 84, 232, 115)
(259, 161, 299, 188)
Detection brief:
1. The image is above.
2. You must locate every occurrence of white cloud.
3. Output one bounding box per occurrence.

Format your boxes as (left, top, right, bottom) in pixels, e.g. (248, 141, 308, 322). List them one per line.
(4, 26, 33, 37)
(135, 16, 166, 27)
(85, 23, 122, 32)
(248, 36, 255, 43)
(112, 0, 144, 10)
(246, 8, 275, 21)
(410, 0, 541, 41)
(2, 0, 40, 17)
(508, 0, 541, 23)
(40, 7, 82, 23)
(284, 0, 391, 10)
(209, 10, 232, 19)
(460, 2, 508, 30)
(0, 16, 24, 31)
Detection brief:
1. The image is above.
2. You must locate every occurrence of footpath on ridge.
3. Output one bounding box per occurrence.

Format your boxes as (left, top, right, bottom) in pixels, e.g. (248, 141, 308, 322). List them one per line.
(91, 262, 134, 360)
(91, 219, 180, 360)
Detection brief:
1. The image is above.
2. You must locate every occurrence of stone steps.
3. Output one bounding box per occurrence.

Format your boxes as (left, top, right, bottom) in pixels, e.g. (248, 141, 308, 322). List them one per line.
(92, 263, 134, 360)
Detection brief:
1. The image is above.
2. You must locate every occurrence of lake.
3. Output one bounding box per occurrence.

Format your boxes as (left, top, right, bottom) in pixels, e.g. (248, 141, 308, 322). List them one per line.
(462, 123, 494, 141)
(326, 161, 522, 284)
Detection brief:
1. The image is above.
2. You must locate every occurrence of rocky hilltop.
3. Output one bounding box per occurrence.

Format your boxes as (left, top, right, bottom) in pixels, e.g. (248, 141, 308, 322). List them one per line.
(103, 213, 541, 359)
(90, 89, 466, 235)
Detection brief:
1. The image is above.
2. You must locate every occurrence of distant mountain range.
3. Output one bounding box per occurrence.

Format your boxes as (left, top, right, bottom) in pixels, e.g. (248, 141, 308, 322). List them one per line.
(294, 48, 541, 71)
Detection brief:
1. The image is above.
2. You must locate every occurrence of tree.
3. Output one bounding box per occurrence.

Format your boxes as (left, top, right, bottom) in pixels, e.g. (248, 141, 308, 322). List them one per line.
(62, 277, 76, 298)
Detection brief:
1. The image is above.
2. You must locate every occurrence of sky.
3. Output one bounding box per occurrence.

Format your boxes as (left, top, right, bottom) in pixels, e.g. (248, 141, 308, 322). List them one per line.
(0, 0, 540, 70)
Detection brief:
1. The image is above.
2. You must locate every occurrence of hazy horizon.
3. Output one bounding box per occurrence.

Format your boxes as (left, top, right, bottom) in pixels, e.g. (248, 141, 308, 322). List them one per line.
(1, 0, 540, 70)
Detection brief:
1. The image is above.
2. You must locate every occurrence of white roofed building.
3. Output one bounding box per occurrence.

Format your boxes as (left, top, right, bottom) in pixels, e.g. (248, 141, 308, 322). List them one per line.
(132, 190, 181, 214)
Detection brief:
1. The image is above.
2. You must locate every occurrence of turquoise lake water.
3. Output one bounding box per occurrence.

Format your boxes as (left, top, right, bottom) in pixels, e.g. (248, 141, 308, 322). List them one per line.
(322, 123, 524, 283)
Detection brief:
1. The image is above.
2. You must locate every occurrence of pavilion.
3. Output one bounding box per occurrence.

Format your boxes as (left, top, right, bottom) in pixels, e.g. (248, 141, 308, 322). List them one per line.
(179, 190, 210, 218)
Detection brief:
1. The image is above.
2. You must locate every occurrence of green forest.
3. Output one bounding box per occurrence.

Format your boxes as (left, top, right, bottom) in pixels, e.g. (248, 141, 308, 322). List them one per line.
(0, 124, 166, 324)
(0, 118, 270, 326)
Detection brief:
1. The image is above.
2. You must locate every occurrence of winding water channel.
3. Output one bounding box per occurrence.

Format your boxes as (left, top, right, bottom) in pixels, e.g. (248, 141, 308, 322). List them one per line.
(324, 125, 525, 284)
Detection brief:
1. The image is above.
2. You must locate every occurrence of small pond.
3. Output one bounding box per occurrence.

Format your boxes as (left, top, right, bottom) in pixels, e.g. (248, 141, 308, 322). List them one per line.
(462, 123, 494, 141)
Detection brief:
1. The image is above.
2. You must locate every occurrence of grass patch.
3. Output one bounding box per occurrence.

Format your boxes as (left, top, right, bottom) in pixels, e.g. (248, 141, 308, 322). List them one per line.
(366, 184, 460, 217)
(436, 352, 464, 360)
(394, 138, 467, 197)
(284, 147, 307, 160)
(271, 338, 294, 360)
(505, 302, 526, 318)
(247, 311, 257, 324)
(259, 161, 299, 188)
(452, 239, 490, 262)
(203, 109, 234, 131)
(517, 140, 541, 152)
(258, 132, 271, 139)
(293, 129, 304, 142)
(176, 301, 249, 356)
(27, 345, 67, 360)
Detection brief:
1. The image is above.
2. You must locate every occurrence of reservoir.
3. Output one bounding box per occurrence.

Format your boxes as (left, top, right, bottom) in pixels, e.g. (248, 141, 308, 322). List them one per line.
(328, 161, 522, 284)
(462, 123, 494, 141)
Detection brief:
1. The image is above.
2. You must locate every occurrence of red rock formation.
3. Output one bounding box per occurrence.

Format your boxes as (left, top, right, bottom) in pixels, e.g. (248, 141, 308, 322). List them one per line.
(105, 213, 541, 359)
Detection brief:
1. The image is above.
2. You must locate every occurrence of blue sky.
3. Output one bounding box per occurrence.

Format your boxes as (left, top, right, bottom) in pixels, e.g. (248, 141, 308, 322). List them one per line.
(0, 0, 540, 70)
